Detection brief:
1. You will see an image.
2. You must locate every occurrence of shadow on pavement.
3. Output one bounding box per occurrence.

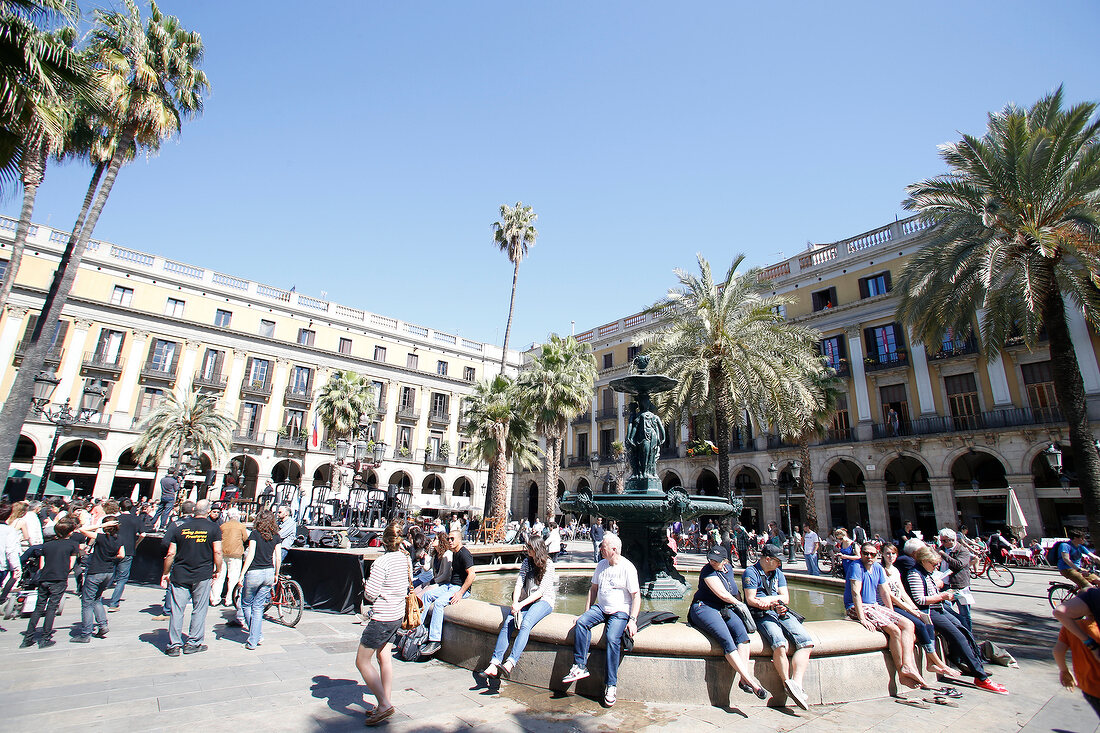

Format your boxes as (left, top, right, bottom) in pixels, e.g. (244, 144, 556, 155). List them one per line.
(310, 675, 365, 719)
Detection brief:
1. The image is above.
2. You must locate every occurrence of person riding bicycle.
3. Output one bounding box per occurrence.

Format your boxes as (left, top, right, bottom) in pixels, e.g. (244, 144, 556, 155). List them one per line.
(1057, 530, 1100, 591)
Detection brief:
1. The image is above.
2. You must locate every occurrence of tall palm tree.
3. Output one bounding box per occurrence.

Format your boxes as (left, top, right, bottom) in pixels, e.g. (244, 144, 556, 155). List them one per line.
(315, 370, 374, 442)
(461, 374, 539, 521)
(896, 87, 1100, 540)
(0, 0, 209, 484)
(518, 334, 597, 521)
(132, 391, 235, 470)
(776, 362, 845, 529)
(492, 202, 538, 374)
(642, 254, 822, 527)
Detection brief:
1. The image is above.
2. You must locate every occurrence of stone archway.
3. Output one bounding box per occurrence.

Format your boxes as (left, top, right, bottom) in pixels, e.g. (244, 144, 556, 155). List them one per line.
(952, 450, 1009, 536)
(733, 467, 763, 531)
(826, 459, 867, 533)
(51, 440, 102, 496)
(696, 469, 719, 497)
(227, 454, 260, 499)
(661, 470, 682, 492)
(883, 455, 934, 539)
(528, 481, 539, 524)
(272, 459, 302, 485)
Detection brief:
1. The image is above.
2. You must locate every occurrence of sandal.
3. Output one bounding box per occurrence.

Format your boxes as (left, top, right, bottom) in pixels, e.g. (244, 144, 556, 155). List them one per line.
(924, 696, 959, 708)
(364, 706, 395, 726)
(934, 687, 963, 699)
(895, 698, 930, 709)
(738, 680, 768, 700)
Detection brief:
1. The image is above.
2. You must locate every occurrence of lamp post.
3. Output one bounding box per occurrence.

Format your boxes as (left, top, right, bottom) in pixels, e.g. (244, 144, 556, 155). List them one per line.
(335, 433, 388, 490)
(31, 372, 107, 500)
(768, 460, 801, 562)
(589, 451, 626, 494)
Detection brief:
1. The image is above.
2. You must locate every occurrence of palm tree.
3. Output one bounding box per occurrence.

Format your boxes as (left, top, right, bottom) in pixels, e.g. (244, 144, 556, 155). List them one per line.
(492, 202, 538, 374)
(0, 0, 209, 484)
(315, 370, 374, 442)
(896, 87, 1100, 540)
(776, 363, 845, 529)
(642, 254, 822, 527)
(132, 391, 235, 471)
(461, 374, 540, 522)
(517, 334, 597, 521)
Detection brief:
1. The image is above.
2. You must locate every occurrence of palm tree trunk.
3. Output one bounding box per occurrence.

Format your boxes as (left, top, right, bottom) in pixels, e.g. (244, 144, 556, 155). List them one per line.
(800, 436, 817, 529)
(714, 375, 733, 531)
(0, 141, 46, 310)
(0, 132, 131, 484)
(544, 431, 562, 522)
(490, 443, 508, 522)
(499, 260, 520, 374)
(1042, 286, 1100, 542)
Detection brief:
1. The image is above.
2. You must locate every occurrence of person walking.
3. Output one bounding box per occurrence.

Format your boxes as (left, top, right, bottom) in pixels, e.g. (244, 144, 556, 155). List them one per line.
(356, 521, 411, 726)
(105, 499, 141, 612)
(161, 499, 222, 656)
(72, 517, 123, 642)
(590, 518, 605, 563)
(802, 523, 821, 576)
(733, 522, 751, 569)
(482, 536, 557, 679)
(211, 508, 248, 606)
(232, 509, 280, 649)
(545, 521, 562, 561)
(21, 517, 79, 648)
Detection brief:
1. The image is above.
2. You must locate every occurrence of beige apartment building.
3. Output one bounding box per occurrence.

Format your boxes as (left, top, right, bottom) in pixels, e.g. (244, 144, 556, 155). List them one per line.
(0, 216, 521, 515)
(517, 215, 1100, 540)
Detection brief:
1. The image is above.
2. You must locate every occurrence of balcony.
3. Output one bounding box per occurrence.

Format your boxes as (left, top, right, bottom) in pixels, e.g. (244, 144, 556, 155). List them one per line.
(766, 434, 800, 449)
(424, 451, 449, 467)
(82, 352, 124, 379)
(864, 351, 909, 373)
(571, 412, 591, 426)
(596, 408, 619, 422)
(821, 427, 855, 445)
(192, 371, 227, 391)
(373, 401, 387, 416)
(391, 447, 418, 462)
(428, 410, 451, 427)
(828, 359, 851, 378)
(276, 435, 306, 451)
(396, 406, 420, 422)
(240, 378, 273, 401)
(140, 360, 178, 386)
(233, 431, 267, 449)
(13, 340, 64, 367)
(871, 405, 1065, 440)
(929, 336, 980, 362)
(567, 454, 589, 468)
(284, 386, 313, 405)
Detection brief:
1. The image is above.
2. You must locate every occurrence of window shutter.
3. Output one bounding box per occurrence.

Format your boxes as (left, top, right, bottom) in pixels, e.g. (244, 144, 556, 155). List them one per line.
(883, 271, 892, 292)
(51, 320, 69, 346)
(858, 277, 869, 299)
(863, 327, 876, 357)
(828, 286, 838, 305)
(892, 323, 906, 350)
(21, 314, 38, 341)
(245, 357, 254, 382)
(837, 337, 848, 360)
(214, 350, 225, 374)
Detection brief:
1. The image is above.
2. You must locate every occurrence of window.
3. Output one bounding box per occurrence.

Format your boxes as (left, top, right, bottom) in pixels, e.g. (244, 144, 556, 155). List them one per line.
(406, 353, 418, 370)
(771, 304, 787, 318)
(339, 337, 352, 355)
(627, 345, 641, 361)
(463, 366, 476, 382)
(200, 349, 224, 379)
(283, 408, 305, 434)
(397, 425, 412, 451)
(864, 323, 905, 363)
(599, 428, 615, 458)
(820, 335, 847, 372)
(111, 286, 133, 307)
(0, 260, 7, 280)
(289, 365, 312, 395)
(239, 402, 262, 436)
(436, 360, 448, 376)
(93, 329, 125, 364)
(371, 380, 386, 409)
(858, 271, 892, 299)
(811, 287, 837, 312)
(428, 431, 443, 460)
(431, 392, 449, 417)
(297, 328, 315, 346)
(576, 433, 589, 460)
(945, 373, 981, 429)
(214, 309, 232, 328)
(137, 387, 165, 418)
(374, 345, 387, 362)
(247, 357, 270, 387)
(369, 421, 381, 442)
(603, 353, 613, 369)
(164, 298, 185, 317)
(601, 388, 615, 412)
(400, 386, 416, 410)
(829, 394, 851, 441)
(21, 315, 68, 348)
(148, 339, 177, 371)
(1021, 361, 1058, 410)
(259, 319, 275, 338)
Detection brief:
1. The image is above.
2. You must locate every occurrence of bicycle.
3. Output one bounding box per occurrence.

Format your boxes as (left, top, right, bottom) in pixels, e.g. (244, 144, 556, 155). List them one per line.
(972, 551, 1015, 588)
(1048, 580, 1079, 609)
(231, 573, 304, 627)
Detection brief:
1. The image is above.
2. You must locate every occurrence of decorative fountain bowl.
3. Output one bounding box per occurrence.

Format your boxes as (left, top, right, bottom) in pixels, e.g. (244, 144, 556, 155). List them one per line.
(561, 356, 739, 598)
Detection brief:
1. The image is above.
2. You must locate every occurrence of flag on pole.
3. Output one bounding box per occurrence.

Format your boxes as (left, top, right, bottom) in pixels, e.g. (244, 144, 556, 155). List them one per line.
(310, 412, 320, 450)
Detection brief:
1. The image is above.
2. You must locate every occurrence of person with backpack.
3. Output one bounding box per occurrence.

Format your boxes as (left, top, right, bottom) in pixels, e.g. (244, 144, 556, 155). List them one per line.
(356, 520, 411, 726)
(1054, 530, 1100, 590)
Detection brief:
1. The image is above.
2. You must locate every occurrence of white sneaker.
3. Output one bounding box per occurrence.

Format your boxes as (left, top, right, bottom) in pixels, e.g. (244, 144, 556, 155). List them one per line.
(604, 685, 617, 706)
(784, 679, 809, 710)
(562, 664, 590, 684)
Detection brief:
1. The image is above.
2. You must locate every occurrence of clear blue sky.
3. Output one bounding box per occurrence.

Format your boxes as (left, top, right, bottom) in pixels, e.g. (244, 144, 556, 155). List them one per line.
(6, 1, 1098, 349)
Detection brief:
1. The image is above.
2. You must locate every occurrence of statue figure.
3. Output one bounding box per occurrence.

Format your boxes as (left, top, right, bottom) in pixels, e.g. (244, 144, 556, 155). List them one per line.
(625, 392, 664, 480)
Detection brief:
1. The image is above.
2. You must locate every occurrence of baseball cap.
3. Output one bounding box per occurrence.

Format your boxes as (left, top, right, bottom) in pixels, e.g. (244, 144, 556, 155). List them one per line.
(706, 545, 727, 563)
(760, 544, 784, 563)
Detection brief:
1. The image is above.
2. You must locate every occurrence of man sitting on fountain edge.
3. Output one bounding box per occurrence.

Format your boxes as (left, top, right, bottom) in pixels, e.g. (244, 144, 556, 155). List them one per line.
(561, 532, 640, 707)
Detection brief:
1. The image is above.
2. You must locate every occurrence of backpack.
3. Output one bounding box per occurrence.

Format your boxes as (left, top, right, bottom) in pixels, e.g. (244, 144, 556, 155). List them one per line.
(394, 624, 429, 662)
(1047, 542, 1067, 567)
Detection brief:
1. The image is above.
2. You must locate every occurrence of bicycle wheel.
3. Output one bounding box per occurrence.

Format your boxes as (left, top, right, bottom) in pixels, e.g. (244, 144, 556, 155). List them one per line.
(272, 579, 304, 627)
(985, 563, 1015, 588)
(1049, 583, 1077, 609)
(818, 553, 833, 574)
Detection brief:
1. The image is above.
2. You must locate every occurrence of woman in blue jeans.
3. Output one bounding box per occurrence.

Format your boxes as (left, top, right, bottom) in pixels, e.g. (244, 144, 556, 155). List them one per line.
(688, 546, 768, 699)
(481, 536, 556, 678)
(234, 510, 280, 650)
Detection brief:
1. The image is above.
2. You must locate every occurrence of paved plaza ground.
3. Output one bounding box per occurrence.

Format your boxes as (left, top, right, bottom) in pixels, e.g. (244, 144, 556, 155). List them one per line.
(2, 542, 1098, 732)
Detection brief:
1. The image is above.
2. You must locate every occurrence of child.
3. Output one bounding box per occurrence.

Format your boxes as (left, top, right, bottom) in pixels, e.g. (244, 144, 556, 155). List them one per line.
(22, 517, 80, 648)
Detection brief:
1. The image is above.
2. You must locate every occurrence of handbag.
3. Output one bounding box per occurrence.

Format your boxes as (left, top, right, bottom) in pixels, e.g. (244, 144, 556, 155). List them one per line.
(402, 592, 423, 630)
(715, 566, 757, 634)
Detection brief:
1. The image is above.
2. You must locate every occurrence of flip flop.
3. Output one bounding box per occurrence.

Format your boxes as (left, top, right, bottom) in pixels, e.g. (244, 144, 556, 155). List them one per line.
(934, 687, 963, 699)
(896, 698, 930, 709)
(924, 696, 959, 708)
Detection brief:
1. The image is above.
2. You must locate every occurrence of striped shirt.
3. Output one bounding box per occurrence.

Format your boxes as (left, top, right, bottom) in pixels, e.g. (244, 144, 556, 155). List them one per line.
(364, 551, 412, 622)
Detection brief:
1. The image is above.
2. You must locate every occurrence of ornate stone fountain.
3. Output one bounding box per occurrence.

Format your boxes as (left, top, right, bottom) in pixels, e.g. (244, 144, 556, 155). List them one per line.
(561, 356, 740, 598)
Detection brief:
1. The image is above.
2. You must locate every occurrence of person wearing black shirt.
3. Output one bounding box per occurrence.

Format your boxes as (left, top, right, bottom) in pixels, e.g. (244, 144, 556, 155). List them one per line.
(73, 517, 124, 642)
(22, 518, 80, 648)
(161, 499, 222, 656)
(419, 530, 476, 657)
(231, 510, 281, 649)
(105, 498, 142, 611)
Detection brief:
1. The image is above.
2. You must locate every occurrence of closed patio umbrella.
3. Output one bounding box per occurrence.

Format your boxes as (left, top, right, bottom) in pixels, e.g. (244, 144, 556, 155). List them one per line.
(1006, 488, 1028, 537)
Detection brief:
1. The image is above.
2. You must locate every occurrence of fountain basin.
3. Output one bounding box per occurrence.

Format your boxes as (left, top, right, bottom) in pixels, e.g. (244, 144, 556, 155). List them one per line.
(438, 568, 900, 708)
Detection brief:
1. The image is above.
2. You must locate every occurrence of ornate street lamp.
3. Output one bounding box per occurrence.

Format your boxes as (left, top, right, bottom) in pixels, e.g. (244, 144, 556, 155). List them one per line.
(31, 373, 107, 500)
(589, 451, 626, 493)
(1044, 443, 1062, 472)
(768, 460, 800, 562)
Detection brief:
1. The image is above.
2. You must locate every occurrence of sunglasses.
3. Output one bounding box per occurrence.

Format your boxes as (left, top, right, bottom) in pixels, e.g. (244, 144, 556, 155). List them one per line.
(861, 551, 878, 557)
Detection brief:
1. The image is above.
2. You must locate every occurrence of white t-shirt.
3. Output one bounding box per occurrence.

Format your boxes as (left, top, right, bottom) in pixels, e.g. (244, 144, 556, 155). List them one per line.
(803, 531, 819, 554)
(592, 557, 640, 615)
(546, 528, 562, 553)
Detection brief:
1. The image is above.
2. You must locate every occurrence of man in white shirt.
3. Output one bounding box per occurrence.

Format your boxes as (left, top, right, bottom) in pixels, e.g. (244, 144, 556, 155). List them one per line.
(803, 523, 821, 576)
(561, 533, 640, 707)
